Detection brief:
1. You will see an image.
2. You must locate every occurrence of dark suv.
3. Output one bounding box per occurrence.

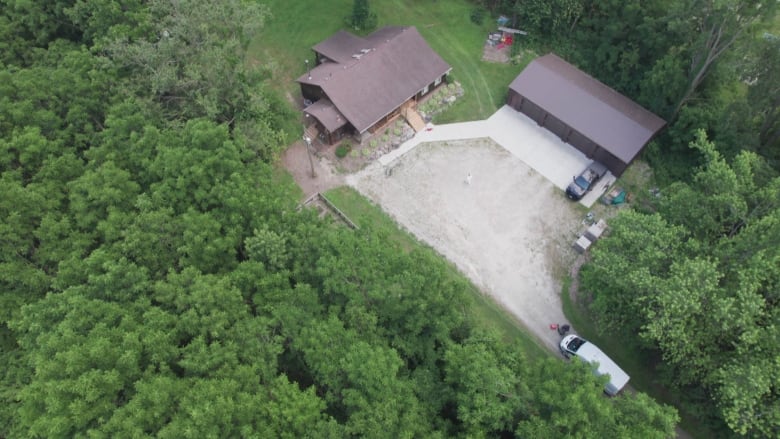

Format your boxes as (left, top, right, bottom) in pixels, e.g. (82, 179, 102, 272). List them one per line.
(565, 161, 608, 201)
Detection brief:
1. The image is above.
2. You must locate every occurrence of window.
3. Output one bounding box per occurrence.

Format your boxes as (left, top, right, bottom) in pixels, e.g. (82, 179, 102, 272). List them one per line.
(434, 77, 441, 87)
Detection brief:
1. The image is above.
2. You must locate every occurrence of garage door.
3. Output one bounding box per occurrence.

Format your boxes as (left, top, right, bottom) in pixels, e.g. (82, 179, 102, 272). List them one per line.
(519, 98, 546, 125)
(542, 114, 569, 143)
(568, 130, 598, 158)
(592, 148, 626, 176)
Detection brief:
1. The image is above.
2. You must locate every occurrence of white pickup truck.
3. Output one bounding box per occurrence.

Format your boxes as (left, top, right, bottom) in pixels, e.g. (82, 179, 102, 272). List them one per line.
(559, 334, 630, 396)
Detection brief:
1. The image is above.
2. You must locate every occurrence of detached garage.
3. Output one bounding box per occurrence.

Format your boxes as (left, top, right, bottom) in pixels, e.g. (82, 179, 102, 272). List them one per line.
(507, 54, 666, 177)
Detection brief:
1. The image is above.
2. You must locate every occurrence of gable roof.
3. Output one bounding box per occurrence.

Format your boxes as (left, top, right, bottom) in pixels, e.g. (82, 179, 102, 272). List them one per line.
(312, 30, 367, 64)
(299, 27, 451, 133)
(509, 53, 665, 163)
(304, 98, 347, 133)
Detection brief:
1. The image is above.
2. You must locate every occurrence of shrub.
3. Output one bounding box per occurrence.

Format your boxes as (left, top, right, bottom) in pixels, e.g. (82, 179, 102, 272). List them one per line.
(369, 139, 378, 148)
(362, 147, 371, 157)
(393, 128, 402, 136)
(469, 7, 485, 25)
(335, 140, 352, 158)
(381, 134, 389, 142)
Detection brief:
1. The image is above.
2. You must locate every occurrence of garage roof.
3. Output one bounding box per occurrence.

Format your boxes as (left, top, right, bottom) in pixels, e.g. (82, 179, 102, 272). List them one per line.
(509, 53, 666, 163)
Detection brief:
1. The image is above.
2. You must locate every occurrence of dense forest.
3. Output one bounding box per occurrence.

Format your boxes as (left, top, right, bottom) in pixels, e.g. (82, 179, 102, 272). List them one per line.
(0, 0, 776, 437)
(479, 0, 780, 437)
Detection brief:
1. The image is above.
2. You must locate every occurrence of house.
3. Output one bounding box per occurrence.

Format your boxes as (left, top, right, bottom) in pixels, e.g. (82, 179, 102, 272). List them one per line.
(507, 53, 666, 177)
(298, 26, 451, 145)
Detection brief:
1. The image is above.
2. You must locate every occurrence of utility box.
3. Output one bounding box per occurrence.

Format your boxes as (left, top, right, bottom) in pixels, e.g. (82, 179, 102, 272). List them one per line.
(573, 235, 593, 254)
(584, 219, 608, 242)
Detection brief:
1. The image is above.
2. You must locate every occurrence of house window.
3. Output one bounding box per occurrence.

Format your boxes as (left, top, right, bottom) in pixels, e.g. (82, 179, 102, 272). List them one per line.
(434, 77, 441, 87)
(421, 84, 429, 95)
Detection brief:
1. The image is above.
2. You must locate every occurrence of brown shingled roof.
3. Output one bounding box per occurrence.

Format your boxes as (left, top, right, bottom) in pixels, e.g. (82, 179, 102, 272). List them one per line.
(509, 53, 665, 163)
(298, 27, 451, 134)
(303, 98, 347, 133)
(312, 30, 367, 64)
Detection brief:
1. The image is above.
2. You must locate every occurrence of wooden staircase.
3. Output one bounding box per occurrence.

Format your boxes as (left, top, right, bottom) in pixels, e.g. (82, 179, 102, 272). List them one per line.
(401, 103, 426, 133)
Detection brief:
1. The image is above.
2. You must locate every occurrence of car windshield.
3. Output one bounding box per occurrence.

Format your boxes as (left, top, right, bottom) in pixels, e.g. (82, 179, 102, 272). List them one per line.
(574, 176, 590, 190)
(567, 337, 586, 353)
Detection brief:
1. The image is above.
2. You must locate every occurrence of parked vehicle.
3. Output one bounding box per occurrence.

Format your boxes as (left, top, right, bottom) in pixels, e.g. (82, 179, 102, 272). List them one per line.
(565, 161, 608, 201)
(559, 334, 629, 396)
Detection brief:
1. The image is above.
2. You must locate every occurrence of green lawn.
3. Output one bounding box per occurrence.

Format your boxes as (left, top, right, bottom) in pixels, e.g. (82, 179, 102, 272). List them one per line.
(324, 186, 550, 361)
(251, 0, 533, 123)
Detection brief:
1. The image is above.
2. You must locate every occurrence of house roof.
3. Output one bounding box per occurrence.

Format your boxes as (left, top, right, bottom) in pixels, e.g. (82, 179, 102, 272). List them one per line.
(298, 27, 451, 133)
(509, 53, 665, 163)
(304, 98, 347, 133)
(312, 30, 367, 64)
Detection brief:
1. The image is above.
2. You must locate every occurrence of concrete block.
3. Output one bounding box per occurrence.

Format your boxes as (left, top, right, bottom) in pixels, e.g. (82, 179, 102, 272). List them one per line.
(585, 219, 608, 242)
(573, 235, 593, 254)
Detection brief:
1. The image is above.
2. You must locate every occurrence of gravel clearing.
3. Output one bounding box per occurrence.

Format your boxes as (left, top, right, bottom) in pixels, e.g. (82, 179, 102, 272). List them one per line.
(348, 138, 584, 351)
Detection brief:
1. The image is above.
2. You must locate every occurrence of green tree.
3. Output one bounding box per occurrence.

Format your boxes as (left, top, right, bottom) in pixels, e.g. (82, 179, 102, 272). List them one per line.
(582, 131, 780, 436)
(63, 0, 148, 46)
(348, 0, 378, 31)
(665, 0, 777, 118)
(0, 42, 112, 151)
(291, 315, 428, 437)
(581, 209, 689, 336)
(67, 161, 141, 232)
(12, 292, 147, 437)
(307, 226, 466, 366)
(517, 357, 678, 438)
(744, 33, 780, 163)
(105, 0, 273, 125)
(443, 332, 530, 436)
(546, 0, 670, 99)
(0, 0, 80, 46)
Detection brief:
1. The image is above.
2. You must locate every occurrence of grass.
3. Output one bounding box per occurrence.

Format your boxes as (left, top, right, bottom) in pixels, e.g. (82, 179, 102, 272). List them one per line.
(324, 186, 550, 361)
(250, 0, 532, 124)
(561, 277, 714, 438)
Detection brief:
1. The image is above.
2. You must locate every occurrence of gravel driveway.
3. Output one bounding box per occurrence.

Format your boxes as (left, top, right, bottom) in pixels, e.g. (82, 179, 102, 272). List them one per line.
(348, 138, 584, 351)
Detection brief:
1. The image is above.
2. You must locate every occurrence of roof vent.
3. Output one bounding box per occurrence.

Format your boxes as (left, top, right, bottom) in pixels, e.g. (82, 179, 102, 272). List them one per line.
(351, 53, 363, 59)
(360, 48, 371, 54)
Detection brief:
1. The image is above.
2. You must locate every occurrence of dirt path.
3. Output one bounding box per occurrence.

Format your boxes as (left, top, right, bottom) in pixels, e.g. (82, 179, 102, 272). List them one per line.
(281, 140, 343, 200)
